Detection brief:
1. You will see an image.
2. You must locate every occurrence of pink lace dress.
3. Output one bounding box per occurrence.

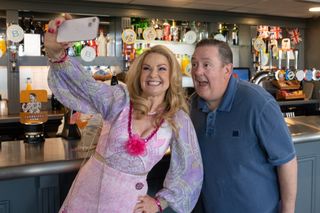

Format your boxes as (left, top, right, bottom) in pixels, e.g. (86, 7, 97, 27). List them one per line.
(48, 58, 203, 213)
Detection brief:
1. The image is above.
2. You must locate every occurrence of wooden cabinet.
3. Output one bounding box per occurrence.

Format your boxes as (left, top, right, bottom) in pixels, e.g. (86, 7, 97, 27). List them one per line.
(295, 141, 320, 213)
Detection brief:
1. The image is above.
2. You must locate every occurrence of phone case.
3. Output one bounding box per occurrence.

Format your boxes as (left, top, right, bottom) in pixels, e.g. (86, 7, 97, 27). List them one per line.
(57, 17, 100, 42)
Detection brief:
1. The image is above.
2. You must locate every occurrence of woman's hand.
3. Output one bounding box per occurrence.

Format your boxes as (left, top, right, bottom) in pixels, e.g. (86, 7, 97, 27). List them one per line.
(44, 13, 73, 62)
(133, 195, 159, 213)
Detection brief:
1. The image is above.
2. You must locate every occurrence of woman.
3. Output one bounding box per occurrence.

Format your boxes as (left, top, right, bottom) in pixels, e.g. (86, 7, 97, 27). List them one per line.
(22, 93, 41, 113)
(45, 14, 203, 213)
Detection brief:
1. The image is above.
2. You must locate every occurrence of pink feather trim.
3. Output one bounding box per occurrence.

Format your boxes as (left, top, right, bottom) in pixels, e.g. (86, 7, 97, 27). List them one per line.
(125, 134, 146, 156)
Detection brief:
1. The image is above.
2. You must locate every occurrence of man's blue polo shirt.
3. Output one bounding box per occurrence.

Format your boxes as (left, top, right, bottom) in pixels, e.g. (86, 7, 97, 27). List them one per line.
(190, 76, 296, 213)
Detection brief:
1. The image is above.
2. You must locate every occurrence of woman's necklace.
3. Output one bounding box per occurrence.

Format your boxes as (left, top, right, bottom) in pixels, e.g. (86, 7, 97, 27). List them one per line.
(125, 102, 164, 156)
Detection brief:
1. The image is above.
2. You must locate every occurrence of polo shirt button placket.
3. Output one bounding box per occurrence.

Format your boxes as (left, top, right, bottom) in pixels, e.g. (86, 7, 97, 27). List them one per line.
(206, 112, 216, 136)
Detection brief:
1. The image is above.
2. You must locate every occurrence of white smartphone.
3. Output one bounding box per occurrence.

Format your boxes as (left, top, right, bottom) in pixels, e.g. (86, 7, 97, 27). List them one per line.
(57, 17, 100, 42)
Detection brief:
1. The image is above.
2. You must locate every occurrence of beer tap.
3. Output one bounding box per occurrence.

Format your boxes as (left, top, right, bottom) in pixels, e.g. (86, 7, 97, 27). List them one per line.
(278, 49, 282, 70)
(269, 48, 273, 71)
(294, 50, 298, 70)
(286, 50, 290, 70)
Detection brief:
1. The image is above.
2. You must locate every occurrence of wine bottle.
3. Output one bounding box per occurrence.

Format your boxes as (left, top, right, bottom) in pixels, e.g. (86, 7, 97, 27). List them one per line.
(29, 16, 35, 34)
(111, 75, 118, 86)
(221, 23, 228, 40)
(232, 24, 239, 45)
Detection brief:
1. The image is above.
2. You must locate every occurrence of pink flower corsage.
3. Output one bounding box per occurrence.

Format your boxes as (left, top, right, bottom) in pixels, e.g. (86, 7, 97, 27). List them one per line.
(125, 134, 146, 156)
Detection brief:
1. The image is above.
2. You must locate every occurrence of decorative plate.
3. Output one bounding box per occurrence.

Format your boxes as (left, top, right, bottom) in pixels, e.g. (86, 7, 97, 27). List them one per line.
(7, 25, 24, 43)
(122, 29, 136, 44)
(143, 27, 156, 41)
(253, 38, 266, 52)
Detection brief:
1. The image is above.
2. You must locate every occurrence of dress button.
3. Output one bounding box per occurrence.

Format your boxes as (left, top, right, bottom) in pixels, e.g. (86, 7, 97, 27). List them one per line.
(135, 182, 144, 190)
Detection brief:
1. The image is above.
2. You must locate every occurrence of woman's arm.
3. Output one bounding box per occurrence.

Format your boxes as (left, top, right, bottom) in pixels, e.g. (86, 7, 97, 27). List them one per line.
(45, 14, 129, 120)
(48, 58, 128, 120)
(155, 110, 203, 213)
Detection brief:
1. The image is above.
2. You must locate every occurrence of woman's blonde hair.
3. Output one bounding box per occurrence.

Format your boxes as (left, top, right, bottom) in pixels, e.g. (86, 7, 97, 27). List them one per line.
(125, 45, 188, 135)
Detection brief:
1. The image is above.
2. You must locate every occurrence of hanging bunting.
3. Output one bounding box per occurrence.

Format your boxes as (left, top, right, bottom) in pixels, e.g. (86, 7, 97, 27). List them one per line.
(270, 26, 282, 40)
(288, 28, 302, 45)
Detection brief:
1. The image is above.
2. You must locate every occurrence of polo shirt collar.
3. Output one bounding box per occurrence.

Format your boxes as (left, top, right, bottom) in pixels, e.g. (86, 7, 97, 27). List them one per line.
(197, 76, 238, 113)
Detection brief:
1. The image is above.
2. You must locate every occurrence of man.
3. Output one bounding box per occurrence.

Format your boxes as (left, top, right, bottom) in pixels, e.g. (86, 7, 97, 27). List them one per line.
(190, 39, 297, 213)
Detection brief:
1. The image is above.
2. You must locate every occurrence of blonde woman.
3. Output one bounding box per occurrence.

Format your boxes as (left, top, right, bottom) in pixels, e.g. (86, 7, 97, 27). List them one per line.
(45, 14, 203, 213)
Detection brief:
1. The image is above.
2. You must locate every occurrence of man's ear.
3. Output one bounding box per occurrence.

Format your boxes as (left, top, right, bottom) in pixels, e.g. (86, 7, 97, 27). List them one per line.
(224, 63, 233, 77)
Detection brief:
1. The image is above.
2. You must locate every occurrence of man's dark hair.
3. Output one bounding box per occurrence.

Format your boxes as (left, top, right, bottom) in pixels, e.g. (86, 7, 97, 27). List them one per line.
(195, 39, 233, 65)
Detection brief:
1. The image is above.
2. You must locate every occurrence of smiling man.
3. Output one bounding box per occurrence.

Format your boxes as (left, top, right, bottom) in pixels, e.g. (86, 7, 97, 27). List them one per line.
(190, 39, 297, 213)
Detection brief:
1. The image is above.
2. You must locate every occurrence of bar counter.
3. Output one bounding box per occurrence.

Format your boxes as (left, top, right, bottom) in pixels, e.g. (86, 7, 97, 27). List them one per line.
(0, 116, 319, 213)
(0, 116, 319, 180)
(286, 115, 320, 143)
(0, 111, 64, 141)
(0, 138, 90, 180)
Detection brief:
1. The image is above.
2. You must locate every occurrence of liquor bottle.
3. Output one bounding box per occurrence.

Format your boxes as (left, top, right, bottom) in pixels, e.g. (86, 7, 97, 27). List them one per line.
(136, 19, 143, 40)
(181, 54, 191, 76)
(107, 34, 115, 56)
(190, 21, 199, 41)
(222, 23, 229, 40)
(96, 30, 107, 56)
(73, 41, 83, 56)
(198, 22, 209, 41)
(26, 77, 32, 90)
(180, 21, 190, 43)
(34, 21, 45, 55)
(110, 75, 118, 86)
(218, 23, 228, 41)
(142, 43, 151, 52)
(135, 43, 143, 56)
(88, 39, 98, 55)
(0, 33, 6, 57)
(170, 20, 179, 42)
(51, 94, 62, 111)
(232, 24, 239, 45)
(29, 16, 36, 34)
(154, 19, 163, 40)
(163, 19, 171, 41)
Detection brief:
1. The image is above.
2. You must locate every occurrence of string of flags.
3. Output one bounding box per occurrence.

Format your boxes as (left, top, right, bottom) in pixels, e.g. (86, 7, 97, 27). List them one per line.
(257, 25, 302, 46)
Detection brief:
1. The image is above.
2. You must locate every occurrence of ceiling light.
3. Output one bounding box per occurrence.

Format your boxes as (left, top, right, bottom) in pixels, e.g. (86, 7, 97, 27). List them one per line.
(309, 7, 320, 12)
